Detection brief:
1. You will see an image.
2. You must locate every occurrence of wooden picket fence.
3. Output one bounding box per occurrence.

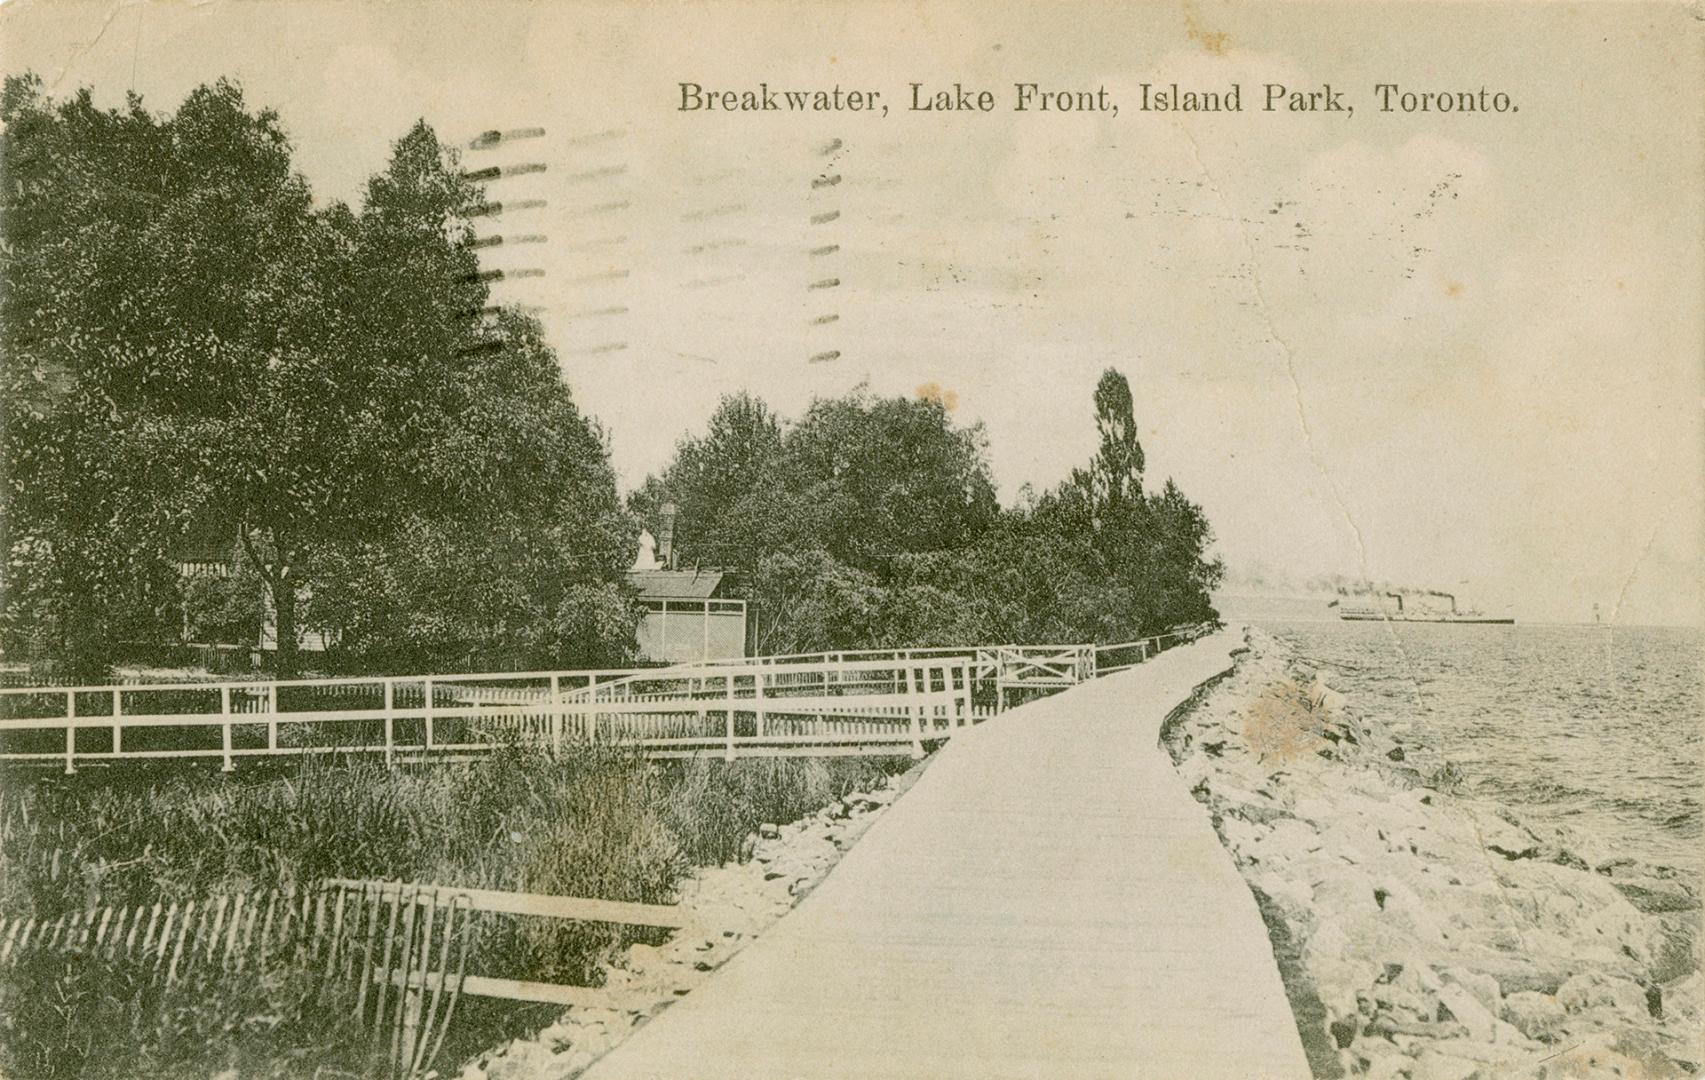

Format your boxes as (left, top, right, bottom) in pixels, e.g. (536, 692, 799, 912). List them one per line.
(0, 877, 708, 1079)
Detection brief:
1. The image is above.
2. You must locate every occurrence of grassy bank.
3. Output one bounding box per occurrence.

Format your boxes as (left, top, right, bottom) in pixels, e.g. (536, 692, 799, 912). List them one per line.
(0, 747, 899, 1079)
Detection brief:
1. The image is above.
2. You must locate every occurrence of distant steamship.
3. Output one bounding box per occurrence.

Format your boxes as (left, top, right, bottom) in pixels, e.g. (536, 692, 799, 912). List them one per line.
(1328, 592, 1515, 625)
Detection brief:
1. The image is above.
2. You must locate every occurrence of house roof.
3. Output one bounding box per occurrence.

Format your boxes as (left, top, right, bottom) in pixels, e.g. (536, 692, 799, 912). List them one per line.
(626, 569, 726, 600)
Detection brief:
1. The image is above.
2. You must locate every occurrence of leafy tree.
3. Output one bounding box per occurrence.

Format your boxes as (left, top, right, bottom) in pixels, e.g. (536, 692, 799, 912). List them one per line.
(251, 126, 639, 674)
(879, 550, 1026, 647)
(635, 387, 1006, 652)
(1044, 367, 1222, 637)
(778, 389, 1000, 571)
(1, 77, 639, 676)
(1071, 367, 1146, 521)
(644, 371, 1222, 653)
(745, 550, 887, 655)
(632, 392, 783, 565)
(0, 77, 309, 674)
(1140, 478, 1224, 627)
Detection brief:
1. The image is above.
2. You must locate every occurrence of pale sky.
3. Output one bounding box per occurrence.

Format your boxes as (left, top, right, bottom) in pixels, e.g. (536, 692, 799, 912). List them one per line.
(4, 0, 1702, 625)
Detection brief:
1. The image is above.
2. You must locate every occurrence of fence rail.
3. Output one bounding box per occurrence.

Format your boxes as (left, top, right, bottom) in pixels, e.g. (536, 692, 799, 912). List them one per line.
(0, 626, 1214, 773)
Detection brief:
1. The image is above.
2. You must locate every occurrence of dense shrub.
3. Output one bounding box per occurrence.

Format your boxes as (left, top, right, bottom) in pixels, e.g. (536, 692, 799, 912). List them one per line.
(663, 756, 879, 866)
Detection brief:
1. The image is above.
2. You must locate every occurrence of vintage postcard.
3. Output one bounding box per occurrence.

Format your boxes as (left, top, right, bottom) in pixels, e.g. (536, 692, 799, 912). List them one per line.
(0, 2, 1700, 1078)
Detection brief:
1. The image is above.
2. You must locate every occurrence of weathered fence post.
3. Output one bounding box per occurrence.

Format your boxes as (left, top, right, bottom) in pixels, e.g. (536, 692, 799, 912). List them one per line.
(383, 679, 396, 769)
(422, 677, 435, 754)
(266, 681, 278, 752)
(905, 665, 924, 759)
(549, 675, 562, 754)
(220, 686, 234, 772)
(754, 669, 767, 741)
(111, 687, 122, 756)
(64, 689, 75, 775)
(724, 674, 737, 761)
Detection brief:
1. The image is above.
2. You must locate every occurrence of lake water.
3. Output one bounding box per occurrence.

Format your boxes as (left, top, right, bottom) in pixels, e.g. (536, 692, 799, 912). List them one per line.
(1258, 620, 1703, 877)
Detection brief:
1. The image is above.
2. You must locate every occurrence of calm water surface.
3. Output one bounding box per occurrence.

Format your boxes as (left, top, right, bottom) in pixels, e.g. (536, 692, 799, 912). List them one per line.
(1260, 621, 1703, 877)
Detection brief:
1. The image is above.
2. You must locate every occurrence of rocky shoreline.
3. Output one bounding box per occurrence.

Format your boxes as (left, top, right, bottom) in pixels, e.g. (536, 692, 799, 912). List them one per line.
(447, 761, 929, 1080)
(1164, 627, 1702, 1080)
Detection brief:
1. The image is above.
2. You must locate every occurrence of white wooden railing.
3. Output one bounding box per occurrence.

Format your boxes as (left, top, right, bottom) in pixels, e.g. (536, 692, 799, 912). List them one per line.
(552, 654, 976, 760)
(0, 626, 1213, 773)
(1091, 626, 1210, 675)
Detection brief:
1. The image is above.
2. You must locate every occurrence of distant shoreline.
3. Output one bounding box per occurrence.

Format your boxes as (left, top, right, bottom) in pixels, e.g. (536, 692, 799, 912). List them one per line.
(1215, 592, 1705, 631)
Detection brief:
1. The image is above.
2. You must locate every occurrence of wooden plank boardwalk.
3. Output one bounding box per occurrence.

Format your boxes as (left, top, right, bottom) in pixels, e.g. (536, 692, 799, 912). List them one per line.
(582, 628, 1311, 1080)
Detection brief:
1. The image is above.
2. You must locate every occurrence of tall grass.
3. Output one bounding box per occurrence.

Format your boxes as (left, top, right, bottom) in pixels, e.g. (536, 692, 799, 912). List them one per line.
(662, 756, 877, 866)
(0, 947, 367, 1080)
(0, 747, 898, 1078)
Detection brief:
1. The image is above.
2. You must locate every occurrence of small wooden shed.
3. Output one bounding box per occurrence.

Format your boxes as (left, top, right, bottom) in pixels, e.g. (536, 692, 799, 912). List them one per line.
(625, 569, 748, 663)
